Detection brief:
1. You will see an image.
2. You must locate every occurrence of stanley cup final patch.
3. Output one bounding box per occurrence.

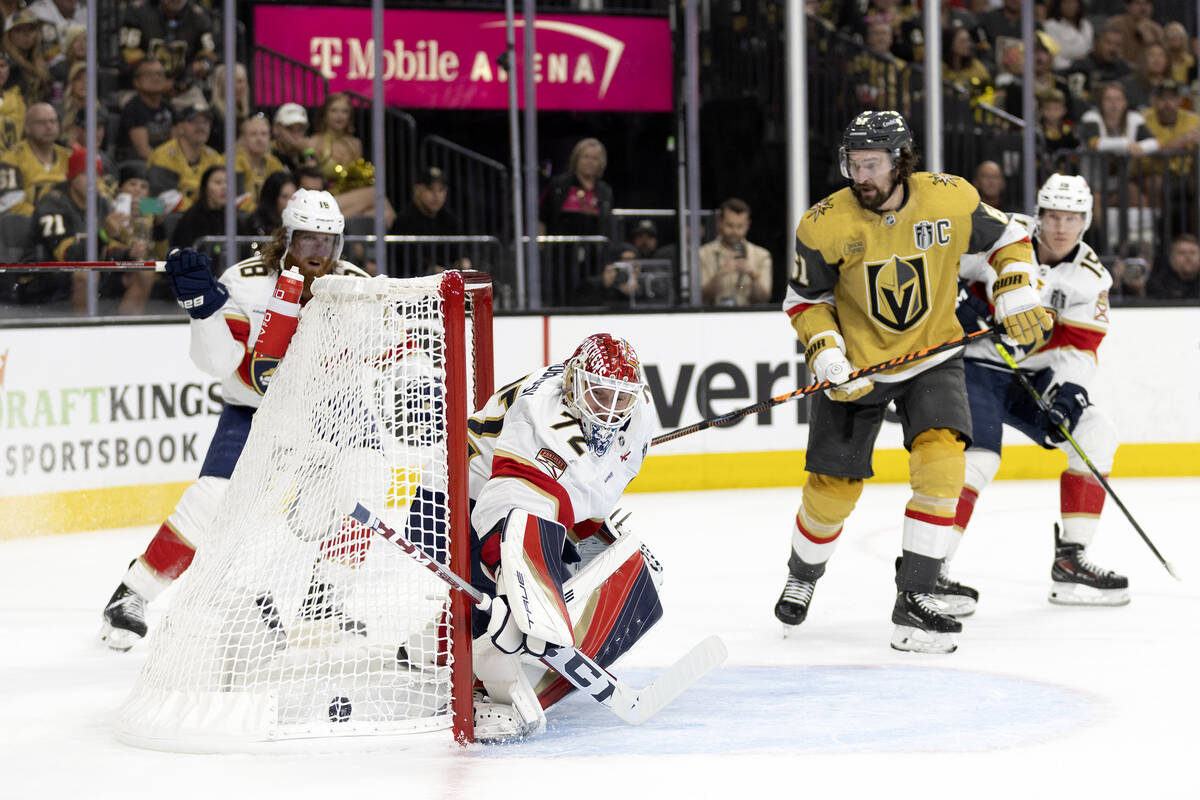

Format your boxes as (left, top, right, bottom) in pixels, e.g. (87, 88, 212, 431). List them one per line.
(536, 448, 568, 480)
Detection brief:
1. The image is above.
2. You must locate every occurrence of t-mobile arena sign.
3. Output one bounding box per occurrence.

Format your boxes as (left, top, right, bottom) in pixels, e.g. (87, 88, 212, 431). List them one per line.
(253, 7, 674, 112)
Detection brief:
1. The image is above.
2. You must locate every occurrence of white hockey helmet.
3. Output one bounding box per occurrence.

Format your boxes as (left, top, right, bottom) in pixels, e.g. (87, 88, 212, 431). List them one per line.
(562, 333, 645, 457)
(1035, 173, 1092, 245)
(282, 188, 345, 264)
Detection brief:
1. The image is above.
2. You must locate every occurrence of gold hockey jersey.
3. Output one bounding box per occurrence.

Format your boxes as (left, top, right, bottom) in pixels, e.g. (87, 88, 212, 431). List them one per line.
(0, 140, 71, 216)
(784, 171, 1033, 381)
(147, 138, 224, 212)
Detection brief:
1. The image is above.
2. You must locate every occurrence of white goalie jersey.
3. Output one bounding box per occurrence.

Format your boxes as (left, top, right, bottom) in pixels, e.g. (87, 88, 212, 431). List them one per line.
(960, 214, 1111, 389)
(186, 256, 369, 409)
(467, 364, 658, 544)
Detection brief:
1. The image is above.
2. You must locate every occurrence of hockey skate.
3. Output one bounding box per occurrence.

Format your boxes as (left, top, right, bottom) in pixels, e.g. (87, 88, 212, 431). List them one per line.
(1048, 524, 1130, 606)
(774, 573, 817, 636)
(99, 581, 148, 652)
(890, 591, 962, 654)
(896, 557, 978, 617)
(253, 593, 289, 652)
(472, 690, 544, 744)
(296, 581, 368, 639)
(933, 570, 979, 617)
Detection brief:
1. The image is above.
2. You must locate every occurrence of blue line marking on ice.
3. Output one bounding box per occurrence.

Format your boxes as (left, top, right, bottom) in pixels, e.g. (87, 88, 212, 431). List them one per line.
(476, 665, 1097, 757)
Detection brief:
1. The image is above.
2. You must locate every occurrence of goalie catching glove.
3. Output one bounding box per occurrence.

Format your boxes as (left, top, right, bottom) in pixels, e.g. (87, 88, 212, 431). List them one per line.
(992, 265, 1053, 346)
(806, 329, 873, 402)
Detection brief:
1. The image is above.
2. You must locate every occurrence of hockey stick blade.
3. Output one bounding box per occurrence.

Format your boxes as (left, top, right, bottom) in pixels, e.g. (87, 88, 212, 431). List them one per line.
(603, 635, 728, 725)
(344, 501, 729, 725)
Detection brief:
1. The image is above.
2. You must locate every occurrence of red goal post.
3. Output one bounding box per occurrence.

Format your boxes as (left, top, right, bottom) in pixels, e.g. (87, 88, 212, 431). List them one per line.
(114, 270, 493, 750)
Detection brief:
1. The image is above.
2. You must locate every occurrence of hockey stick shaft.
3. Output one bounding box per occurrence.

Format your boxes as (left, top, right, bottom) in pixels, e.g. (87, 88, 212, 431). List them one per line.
(344, 501, 727, 725)
(0, 261, 165, 271)
(989, 336, 1180, 580)
(651, 325, 1002, 446)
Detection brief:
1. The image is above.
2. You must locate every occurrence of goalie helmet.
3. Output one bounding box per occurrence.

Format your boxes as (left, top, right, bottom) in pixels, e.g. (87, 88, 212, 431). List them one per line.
(563, 333, 645, 457)
(1035, 173, 1092, 245)
(839, 110, 914, 179)
(282, 188, 345, 264)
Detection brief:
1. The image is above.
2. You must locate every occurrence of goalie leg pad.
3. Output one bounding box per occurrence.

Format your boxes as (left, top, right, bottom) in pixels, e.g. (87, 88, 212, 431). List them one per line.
(535, 536, 664, 710)
(498, 509, 574, 647)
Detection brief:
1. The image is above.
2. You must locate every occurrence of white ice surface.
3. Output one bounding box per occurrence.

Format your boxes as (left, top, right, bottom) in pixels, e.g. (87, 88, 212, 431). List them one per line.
(2, 479, 1197, 799)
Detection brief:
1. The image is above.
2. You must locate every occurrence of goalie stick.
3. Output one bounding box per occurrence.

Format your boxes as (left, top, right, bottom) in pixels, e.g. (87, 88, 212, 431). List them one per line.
(986, 330, 1181, 581)
(652, 324, 1003, 446)
(343, 500, 728, 727)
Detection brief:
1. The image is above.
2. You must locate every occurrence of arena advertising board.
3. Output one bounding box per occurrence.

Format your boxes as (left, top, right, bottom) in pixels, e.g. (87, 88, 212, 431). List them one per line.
(253, 7, 674, 112)
(0, 325, 222, 497)
(1, 306, 1196, 535)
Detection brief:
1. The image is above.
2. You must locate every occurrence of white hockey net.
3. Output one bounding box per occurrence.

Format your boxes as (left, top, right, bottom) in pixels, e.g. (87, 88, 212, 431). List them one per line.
(115, 273, 490, 751)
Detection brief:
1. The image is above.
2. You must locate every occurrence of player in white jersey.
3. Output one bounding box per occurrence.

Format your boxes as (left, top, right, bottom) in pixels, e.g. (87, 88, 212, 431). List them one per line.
(99, 189, 370, 650)
(450, 333, 664, 741)
(944, 173, 1127, 611)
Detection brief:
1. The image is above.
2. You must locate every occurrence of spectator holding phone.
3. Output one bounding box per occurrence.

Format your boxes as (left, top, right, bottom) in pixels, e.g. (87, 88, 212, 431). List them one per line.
(699, 197, 772, 306)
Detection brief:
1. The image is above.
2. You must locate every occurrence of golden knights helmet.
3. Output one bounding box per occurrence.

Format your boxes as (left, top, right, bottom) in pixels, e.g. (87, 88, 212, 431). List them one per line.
(839, 111, 914, 179)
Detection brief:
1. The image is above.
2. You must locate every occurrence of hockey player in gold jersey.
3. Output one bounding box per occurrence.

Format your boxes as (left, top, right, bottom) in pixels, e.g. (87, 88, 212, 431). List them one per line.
(774, 111, 1051, 653)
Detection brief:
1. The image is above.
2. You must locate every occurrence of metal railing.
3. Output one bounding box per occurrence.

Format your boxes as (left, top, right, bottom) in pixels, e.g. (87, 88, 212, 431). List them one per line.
(420, 136, 511, 238)
(252, 47, 330, 109)
(343, 90, 420, 216)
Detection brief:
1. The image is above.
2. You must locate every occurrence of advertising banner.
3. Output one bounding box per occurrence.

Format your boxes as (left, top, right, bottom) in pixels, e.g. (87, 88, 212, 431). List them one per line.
(2, 306, 1195, 535)
(0, 325, 222, 497)
(253, 7, 674, 112)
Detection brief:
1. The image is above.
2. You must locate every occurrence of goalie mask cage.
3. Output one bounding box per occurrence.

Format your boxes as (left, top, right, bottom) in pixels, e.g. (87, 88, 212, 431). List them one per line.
(115, 271, 493, 750)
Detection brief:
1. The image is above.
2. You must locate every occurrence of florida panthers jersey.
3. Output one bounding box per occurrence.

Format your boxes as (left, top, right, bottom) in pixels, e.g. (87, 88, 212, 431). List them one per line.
(187, 255, 368, 409)
(784, 172, 1035, 381)
(960, 219, 1111, 389)
(467, 365, 658, 544)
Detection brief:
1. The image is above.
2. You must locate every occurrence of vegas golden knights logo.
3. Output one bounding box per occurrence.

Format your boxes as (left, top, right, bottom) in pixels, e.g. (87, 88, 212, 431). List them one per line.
(865, 254, 931, 332)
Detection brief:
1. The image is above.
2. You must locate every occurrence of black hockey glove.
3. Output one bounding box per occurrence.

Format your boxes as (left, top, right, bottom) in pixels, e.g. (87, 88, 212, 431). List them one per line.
(165, 247, 226, 319)
(955, 280, 993, 332)
(1042, 382, 1089, 444)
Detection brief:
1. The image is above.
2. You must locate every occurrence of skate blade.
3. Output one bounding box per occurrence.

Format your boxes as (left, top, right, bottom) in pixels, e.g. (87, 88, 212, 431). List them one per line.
(933, 593, 977, 617)
(889, 624, 957, 654)
(98, 621, 143, 652)
(781, 623, 801, 639)
(1048, 582, 1131, 607)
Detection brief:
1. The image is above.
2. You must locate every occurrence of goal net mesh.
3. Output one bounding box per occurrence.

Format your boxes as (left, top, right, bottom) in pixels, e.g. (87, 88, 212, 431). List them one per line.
(115, 274, 479, 750)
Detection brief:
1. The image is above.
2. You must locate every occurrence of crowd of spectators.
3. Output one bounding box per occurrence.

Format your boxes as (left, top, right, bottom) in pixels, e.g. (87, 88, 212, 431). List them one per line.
(0, 1, 440, 313)
(3, 1, 1199, 313)
(820, 0, 1200, 300)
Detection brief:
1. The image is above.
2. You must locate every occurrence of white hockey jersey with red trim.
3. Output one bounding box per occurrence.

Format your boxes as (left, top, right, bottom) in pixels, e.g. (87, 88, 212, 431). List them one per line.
(186, 255, 368, 409)
(467, 363, 658, 543)
(961, 227, 1111, 388)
